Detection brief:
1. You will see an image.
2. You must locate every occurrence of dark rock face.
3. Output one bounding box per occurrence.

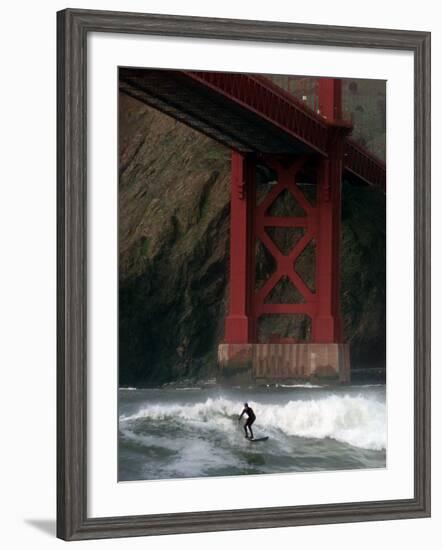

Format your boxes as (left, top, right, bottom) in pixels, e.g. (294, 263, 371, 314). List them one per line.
(341, 182, 386, 370)
(119, 88, 386, 387)
(119, 93, 231, 385)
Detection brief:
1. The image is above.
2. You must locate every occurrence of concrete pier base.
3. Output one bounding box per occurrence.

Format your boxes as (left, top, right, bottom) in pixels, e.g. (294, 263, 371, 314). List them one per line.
(217, 343, 350, 384)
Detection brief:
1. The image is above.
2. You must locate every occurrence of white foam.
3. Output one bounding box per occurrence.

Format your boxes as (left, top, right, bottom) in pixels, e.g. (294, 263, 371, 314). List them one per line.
(120, 394, 386, 451)
(278, 383, 323, 389)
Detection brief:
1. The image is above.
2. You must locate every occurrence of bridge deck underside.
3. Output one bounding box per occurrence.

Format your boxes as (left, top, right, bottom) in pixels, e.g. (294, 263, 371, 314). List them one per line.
(120, 69, 310, 156)
(119, 68, 385, 189)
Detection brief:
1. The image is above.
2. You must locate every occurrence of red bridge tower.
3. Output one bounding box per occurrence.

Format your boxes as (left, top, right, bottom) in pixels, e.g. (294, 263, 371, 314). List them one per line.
(218, 78, 351, 383)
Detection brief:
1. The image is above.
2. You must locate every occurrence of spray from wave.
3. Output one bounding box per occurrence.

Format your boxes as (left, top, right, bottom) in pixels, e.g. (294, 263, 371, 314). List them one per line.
(120, 394, 386, 451)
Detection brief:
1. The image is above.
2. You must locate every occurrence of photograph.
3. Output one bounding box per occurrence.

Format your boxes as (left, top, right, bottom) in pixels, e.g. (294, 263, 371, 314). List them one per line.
(117, 68, 387, 482)
(0, 0, 434, 545)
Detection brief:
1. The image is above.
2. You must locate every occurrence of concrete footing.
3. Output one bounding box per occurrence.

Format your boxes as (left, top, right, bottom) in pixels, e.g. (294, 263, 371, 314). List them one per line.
(217, 342, 350, 384)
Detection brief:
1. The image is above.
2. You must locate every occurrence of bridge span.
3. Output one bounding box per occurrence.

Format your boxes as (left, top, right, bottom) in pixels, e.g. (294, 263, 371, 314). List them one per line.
(120, 68, 386, 383)
(120, 68, 385, 189)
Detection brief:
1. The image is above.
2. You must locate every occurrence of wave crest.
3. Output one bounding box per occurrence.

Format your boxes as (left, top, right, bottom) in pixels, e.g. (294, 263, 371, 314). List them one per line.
(120, 395, 386, 451)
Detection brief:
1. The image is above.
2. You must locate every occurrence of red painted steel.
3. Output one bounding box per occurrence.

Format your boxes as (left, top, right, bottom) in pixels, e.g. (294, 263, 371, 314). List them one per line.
(314, 154, 344, 343)
(253, 157, 317, 335)
(224, 152, 344, 343)
(224, 151, 256, 343)
(345, 139, 386, 189)
(185, 71, 330, 155)
(318, 78, 343, 121)
(224, 78, 347, 346)
(184, 71, 385, 190)
(315, 78, 344, 342)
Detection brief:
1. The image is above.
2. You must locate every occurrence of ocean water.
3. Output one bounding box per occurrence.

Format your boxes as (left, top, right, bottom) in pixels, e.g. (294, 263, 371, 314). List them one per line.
(118, 384, 386, 481)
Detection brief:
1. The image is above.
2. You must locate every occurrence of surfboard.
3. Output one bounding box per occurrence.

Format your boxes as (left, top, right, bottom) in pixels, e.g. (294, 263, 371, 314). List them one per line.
(248, 436, 268, 443)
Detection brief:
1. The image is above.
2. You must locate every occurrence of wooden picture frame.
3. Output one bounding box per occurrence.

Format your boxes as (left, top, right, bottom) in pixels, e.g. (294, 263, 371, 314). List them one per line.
(57, 8, 431, 541)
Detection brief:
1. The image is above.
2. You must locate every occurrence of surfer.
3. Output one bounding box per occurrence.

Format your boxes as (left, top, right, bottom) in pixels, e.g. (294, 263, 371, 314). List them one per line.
(238, 402, 256, 440)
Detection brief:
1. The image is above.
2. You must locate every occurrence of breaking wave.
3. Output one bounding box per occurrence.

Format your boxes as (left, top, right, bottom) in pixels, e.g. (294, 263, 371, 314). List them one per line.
(120, 394, 386, 451)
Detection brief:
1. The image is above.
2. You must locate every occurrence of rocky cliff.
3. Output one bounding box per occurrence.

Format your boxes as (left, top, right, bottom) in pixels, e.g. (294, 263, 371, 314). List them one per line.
(119, 84, 386, 387)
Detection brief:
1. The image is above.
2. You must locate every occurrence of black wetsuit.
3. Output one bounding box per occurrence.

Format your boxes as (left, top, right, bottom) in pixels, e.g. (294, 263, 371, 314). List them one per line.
(239, 406, 256, 439)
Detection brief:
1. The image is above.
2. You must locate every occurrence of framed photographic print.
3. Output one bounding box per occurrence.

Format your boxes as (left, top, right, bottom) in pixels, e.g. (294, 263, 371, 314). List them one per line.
(57, 8, 431, 541)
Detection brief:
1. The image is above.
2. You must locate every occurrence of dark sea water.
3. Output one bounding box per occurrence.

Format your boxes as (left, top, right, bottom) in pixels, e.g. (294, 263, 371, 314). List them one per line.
(118, 383, 386, 481)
